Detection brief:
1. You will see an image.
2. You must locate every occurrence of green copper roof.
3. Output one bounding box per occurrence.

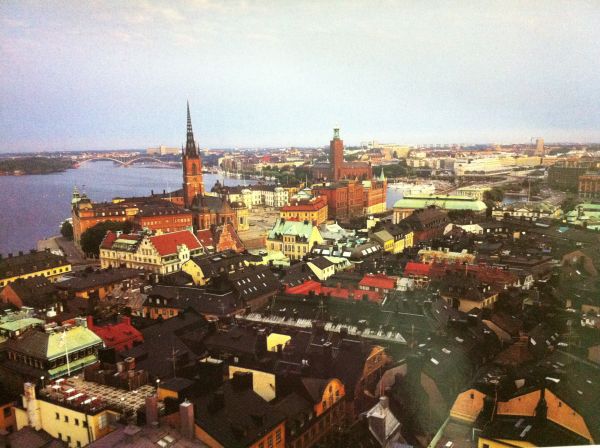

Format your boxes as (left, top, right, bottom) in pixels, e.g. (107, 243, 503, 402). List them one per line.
(0, 317, 44, 332)
(47, 326, 103, 360)
(268, 218, 316, 241)
(48, 354, 98, 378)
(393, 194, 487, 211)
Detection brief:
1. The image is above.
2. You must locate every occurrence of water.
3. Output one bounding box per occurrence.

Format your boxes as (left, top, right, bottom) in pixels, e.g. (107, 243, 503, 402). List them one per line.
(0, 162, 252, 254)
(386, 188, 402, 209)
(0, 162, 401, 254)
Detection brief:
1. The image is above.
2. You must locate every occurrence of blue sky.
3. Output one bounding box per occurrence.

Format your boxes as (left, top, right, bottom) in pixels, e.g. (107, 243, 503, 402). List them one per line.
(1, 0, 599, 151)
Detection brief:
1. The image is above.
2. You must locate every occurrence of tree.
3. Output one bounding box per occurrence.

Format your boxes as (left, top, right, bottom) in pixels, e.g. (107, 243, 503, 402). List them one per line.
(483, 187, 504, 203)
(561, 196, 581, 213)
(80, 220, 133, 257)
(60, 221, 73, 240)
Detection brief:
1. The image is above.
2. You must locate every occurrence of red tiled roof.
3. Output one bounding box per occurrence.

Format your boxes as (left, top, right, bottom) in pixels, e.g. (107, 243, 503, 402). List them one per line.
(403, 261, 518, 287)
(281, 196, 327, 212)
(196, 229, 215, 248)
(149, 230, 202, 256)
(403, 262, 433, 277)
(285, 280, 382, 303)
(359, 274, 397, 290)
(100, 231, 118, 249)
(87, 316, 143, 351)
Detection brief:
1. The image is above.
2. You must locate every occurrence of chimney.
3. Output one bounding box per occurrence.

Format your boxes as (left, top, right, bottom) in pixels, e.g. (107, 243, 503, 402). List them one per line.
(145, 395, 158, 426)
(125, 357, 136, 371)
(179, 400, 195, 440)
(231, 371, 253, 392)
(379, 395, 389, 409)
(255, 328, 268, 355)
(368, 404, 387, 444)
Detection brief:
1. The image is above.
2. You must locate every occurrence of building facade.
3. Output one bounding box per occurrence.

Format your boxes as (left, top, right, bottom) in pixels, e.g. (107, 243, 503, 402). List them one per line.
(267, 219, 325, 261)
(579, 173, 600, 199)
(99, 230, 204, 274)
(280, 195, 328, 226)
(0, 251, 72, 288)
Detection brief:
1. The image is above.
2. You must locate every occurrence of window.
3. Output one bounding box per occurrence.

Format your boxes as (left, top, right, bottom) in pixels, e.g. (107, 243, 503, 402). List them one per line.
(75, 418, 79, 426)
(2, 407, 11, 418)
(268, 435, 274, 448)
(64, 415, 69, 422)
(55, 412, 59, 420)
(276, 429, 282, 443)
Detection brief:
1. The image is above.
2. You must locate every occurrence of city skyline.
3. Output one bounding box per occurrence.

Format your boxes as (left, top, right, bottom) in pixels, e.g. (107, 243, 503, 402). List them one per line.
(2, 0, 600, 152)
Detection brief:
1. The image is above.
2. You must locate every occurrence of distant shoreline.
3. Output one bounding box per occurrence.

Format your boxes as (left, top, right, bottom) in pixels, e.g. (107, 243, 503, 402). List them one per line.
(0, 156, 76, 176)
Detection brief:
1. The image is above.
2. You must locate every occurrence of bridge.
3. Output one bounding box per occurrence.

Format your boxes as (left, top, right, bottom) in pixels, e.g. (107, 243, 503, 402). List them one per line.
(76, 156, 180, 168)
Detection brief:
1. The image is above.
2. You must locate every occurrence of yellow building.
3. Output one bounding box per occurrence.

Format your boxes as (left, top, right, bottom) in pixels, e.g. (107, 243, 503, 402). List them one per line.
(181, 251, 251, 286)
(372, 226, 414, 254)
(231, 201, 250, 231)
(15, 382, 120, 447)
(307, 256, 336, 280)
(440, 384, 596, 448)
(0, 251, 72, 288)
(279, 195, 328, 226)
(228, 366, 277, 402)
(266, 218, 324, 261)
(99, 230, 204, 275)
(371, 229, 394, 252)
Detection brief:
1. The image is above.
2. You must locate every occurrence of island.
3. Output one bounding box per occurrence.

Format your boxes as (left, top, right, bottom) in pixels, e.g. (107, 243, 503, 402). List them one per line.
(0, 157, 76, 175)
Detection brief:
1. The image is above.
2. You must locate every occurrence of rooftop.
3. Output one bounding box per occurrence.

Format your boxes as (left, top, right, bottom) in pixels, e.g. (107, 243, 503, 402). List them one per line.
(394, 195, 487, 211)
(0, 250, 69, 278)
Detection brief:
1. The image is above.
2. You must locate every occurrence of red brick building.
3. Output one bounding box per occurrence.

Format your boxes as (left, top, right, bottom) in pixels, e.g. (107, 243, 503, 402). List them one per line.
(71, 194, 192, 246)
(72, 104, 247, 246)
(310, 128, 386, 220)
(313, 180, 365, 221)
(312, 128, 372, 181)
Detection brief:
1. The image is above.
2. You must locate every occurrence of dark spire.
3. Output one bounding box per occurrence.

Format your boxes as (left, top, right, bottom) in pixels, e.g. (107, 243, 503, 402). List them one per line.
(535, 383, 547, 423)
(185, 101, 198, 157)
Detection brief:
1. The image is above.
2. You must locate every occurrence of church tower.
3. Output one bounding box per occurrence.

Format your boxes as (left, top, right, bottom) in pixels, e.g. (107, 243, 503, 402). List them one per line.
(330, 127, 344, 181)
(182, 102, 204, 208)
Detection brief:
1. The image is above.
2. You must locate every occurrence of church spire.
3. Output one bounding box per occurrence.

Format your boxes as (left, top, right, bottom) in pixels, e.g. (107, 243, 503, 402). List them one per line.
(185, 101, 198, 157)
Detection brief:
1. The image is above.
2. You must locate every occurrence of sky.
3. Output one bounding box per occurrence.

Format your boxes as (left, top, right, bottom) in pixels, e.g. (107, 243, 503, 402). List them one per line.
(1, 0, 599, 152)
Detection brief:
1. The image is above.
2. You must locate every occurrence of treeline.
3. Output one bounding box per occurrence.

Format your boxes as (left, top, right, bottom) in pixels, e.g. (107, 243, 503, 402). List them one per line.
(0, 157, 75, 175)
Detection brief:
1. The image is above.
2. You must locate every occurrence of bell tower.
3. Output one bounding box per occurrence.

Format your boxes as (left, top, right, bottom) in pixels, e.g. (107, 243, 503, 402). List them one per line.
(182, 102, 204, 208)
(330, 127, 344, 181)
